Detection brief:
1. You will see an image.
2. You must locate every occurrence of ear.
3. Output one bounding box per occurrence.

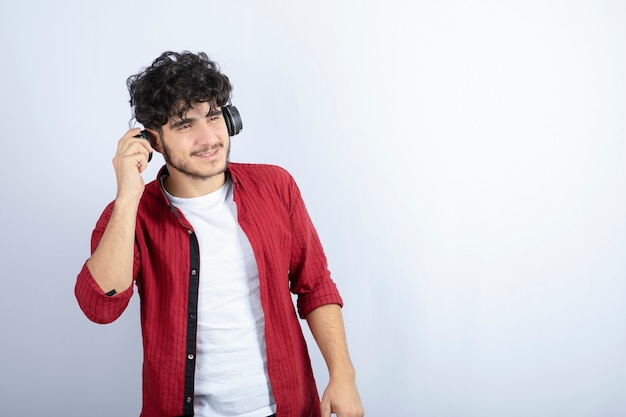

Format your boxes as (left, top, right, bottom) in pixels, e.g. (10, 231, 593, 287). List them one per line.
(145, 128, 163, 153)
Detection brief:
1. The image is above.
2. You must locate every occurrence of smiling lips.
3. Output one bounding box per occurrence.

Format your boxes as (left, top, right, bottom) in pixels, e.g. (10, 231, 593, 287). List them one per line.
(194, 146, 220, 158)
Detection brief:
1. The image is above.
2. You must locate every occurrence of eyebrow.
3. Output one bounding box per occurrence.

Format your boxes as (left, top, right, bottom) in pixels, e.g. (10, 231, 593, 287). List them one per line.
(169, 109, 223, 129)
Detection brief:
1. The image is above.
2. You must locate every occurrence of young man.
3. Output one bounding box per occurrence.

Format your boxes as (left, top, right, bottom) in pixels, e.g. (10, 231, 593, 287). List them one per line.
(75, 51, 364, 417)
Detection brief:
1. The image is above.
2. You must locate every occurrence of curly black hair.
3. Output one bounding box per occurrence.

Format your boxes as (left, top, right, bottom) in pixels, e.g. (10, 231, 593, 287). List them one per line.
(127, 51, 232, 131)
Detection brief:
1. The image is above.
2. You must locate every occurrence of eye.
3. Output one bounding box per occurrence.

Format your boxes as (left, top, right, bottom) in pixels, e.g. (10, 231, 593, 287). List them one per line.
(179, 123, 192, 130)
(209, 115, 221, 122)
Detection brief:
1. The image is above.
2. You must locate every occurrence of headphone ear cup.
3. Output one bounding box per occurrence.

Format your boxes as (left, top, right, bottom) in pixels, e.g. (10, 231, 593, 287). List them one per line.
(223, 105, 243, 136)
(136, 130, 153, 162)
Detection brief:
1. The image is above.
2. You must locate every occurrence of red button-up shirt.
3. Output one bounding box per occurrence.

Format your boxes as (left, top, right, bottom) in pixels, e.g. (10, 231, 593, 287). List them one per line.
(75, 163, 343, 417)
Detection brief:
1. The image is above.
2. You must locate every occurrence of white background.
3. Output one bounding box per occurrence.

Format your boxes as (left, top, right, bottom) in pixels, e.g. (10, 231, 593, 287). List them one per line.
(1, 1, 625, 416)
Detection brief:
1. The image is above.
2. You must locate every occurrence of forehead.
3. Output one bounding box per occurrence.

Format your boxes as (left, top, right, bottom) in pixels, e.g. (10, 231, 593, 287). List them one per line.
(170, 100, 216, 118)
(164, 101, 223, 130)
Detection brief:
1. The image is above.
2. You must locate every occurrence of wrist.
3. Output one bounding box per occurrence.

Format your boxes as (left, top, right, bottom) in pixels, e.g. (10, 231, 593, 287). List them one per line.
(114, 192, 142, 209)
(328, 365, 356, 381)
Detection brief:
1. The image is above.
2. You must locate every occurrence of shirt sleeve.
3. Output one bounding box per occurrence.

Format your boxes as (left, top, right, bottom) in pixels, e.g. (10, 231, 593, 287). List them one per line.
(286, 176, 344, 318)
(74, 203, 135, 324)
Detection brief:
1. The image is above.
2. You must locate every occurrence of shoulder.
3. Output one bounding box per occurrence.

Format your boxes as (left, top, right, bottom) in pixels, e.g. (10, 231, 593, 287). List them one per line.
(142, 176, 165, 200)
(228, 162, 304, 206)
(228, 162, 292, 177)
(228, 162, 295, 185)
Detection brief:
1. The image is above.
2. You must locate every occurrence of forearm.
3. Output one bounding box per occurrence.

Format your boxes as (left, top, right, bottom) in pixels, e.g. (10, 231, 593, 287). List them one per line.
(306, 304, 364, 417)
(305, 304, 356, 379)
(86, 196, 139, 294)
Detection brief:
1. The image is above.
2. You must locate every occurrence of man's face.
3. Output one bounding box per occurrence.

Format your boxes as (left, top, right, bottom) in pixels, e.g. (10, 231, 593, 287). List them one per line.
(156, 101, 231, 190)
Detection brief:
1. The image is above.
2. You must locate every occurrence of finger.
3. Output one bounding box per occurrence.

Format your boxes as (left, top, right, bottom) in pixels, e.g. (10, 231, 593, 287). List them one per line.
(113, 150, 148, 174)
(133, 138, 153, 160)
(130, 153, 149, 171)
(320, 400, 332, 417)
(116, 128, 143, 153)
(117, 129, 153, 155)
(136, 158, 147, 173)
(116, 139, 152, 166)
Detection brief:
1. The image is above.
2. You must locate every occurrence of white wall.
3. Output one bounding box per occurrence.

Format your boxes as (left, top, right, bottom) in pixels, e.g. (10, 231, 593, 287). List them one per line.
(1, 1, 625, 415)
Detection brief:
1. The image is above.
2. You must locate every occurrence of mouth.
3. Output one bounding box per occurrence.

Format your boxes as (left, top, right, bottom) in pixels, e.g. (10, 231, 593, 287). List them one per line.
(193, 147, 220, 158)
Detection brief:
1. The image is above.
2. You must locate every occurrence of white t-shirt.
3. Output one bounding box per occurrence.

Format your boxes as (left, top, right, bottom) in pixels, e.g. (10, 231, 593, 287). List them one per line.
(166, 179, 276, 417)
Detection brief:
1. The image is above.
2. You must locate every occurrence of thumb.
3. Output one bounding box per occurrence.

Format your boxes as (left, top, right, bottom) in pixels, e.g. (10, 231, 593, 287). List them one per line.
(320, 397, 332, 417)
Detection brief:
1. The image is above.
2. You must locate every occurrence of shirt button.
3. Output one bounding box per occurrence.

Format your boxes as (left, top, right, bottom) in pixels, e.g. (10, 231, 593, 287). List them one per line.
(190, 314, 196, 320)
(191, 270, 197, 275)
(188, 354, 194, 360)
(186, 397, 192, 403)
(188, 229, 193, 234)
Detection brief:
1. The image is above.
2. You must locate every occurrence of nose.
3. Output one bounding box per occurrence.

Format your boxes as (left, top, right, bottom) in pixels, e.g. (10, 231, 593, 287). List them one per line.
(195, 121, 221, 147)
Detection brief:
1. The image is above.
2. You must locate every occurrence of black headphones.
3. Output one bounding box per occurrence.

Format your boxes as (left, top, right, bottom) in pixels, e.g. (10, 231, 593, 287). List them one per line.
(222, 105, 243, 136)
(136, 105, 243, 163)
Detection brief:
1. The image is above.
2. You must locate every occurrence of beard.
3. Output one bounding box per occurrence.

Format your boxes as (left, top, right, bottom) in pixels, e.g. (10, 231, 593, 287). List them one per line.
(161, 141, 230, 181)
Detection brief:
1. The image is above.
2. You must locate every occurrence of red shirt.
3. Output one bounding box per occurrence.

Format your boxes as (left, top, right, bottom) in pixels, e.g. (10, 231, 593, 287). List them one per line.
(75, 163, 343, 417)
